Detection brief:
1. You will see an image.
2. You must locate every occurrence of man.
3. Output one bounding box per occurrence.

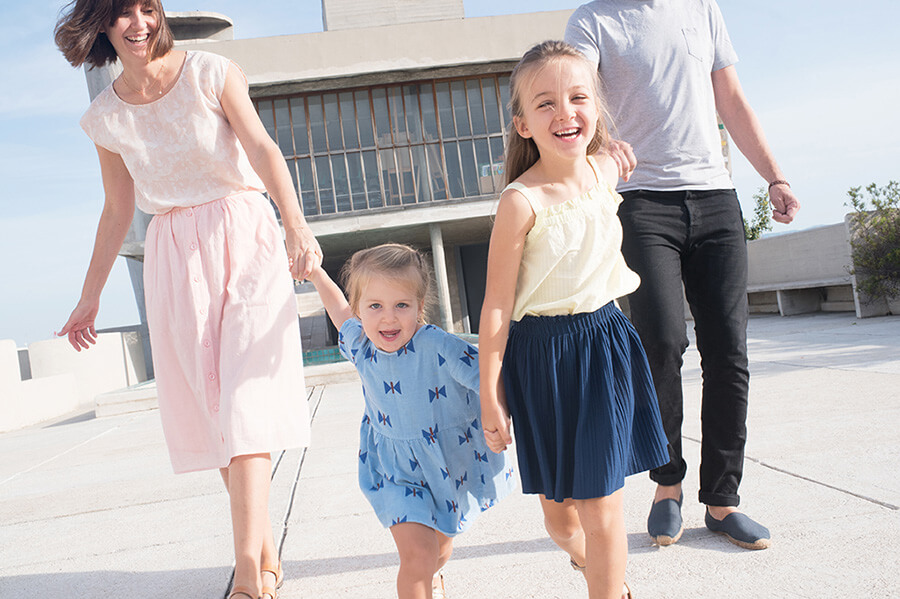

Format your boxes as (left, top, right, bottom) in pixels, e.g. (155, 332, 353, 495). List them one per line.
(566, 0, 800, 550)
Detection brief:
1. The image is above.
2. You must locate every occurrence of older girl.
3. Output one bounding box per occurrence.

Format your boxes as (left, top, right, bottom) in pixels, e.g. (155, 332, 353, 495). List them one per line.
(479, 41, 669, 599)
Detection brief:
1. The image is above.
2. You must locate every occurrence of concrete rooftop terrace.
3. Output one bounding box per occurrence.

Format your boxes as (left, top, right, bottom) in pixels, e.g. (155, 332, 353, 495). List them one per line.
(1, 312, 898, 598)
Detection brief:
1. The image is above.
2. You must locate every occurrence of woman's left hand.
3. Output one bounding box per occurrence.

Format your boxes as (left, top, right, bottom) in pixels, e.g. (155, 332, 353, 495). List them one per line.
(285, 224, 322, 281)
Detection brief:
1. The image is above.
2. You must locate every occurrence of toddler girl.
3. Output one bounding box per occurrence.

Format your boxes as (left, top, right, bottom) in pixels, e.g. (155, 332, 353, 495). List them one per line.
(309, 243, 515, 599)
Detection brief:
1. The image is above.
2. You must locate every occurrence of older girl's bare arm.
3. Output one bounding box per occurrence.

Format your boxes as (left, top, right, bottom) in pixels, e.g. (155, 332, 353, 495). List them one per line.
(478, 188, 534, 452)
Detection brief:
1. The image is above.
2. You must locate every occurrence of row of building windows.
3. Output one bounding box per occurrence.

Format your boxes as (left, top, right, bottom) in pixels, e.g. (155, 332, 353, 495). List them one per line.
(255, 74, 512, 217)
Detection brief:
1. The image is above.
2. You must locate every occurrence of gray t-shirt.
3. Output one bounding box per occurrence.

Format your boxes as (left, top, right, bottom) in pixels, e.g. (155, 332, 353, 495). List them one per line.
(565, 0, 738, 192)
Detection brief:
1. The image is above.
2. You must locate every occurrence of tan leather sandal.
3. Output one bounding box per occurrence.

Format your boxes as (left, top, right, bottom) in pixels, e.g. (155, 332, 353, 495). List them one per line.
(570, 557, 585, 573)
(260, 562, 284, 599)
(570, 560, 633, 599)
(228, 587, 257, 599)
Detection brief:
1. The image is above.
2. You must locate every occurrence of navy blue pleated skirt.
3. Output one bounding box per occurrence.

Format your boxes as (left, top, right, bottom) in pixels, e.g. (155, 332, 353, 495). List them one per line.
(502, 302, 669, 501)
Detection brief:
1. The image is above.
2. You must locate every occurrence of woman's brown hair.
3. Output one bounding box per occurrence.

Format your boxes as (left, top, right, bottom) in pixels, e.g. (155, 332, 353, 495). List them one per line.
(504, 40, 613, 185)
(55, 0, 174, 68)
(341, 244, 432, 323)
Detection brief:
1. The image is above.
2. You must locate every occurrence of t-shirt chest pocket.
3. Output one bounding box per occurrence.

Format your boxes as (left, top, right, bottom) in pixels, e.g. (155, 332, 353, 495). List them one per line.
(681, 27, 708, 64)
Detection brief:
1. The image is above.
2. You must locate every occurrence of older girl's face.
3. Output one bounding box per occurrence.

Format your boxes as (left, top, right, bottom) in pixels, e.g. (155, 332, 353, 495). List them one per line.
(104, 3, 158, 62)
(513, 57, 600, 163)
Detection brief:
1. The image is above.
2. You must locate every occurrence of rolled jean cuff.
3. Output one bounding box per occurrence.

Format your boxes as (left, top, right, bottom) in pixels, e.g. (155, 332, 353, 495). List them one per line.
(649, 457, 687, 487)
(699, 490, 740, 507)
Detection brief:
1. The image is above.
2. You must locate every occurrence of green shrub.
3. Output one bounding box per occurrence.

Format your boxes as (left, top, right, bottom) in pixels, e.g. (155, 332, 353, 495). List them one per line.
(743, 187, 773, 241)
(846, 181, 900, 300)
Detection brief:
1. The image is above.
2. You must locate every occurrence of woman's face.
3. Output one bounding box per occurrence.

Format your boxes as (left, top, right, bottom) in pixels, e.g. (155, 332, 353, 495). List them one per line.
(104, 3, 158, 62)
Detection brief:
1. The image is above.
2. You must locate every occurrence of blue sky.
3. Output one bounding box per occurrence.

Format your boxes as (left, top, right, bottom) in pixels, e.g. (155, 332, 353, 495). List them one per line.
(1, 0, 898, 347)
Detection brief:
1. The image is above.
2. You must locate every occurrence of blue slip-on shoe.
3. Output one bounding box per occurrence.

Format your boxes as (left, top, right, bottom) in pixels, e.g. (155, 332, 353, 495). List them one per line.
(705, 509, 771, 550)
(647, 492, 683, 545)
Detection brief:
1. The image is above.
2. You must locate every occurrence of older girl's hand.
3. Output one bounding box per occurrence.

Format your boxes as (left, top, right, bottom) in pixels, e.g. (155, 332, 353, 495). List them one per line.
(481, 401, 512, 454)
(56, 299, 100, 351)
(285, 223, 322, 281)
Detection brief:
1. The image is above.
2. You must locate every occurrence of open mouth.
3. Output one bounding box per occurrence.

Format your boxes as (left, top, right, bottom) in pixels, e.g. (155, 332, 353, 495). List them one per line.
(380, 329, 401, 342)
(125, 34, 150, 44)
(554, 127, 581, 140)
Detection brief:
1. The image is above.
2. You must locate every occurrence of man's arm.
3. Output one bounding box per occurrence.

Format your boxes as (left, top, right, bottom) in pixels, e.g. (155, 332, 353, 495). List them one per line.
(712, 65, 800, 224)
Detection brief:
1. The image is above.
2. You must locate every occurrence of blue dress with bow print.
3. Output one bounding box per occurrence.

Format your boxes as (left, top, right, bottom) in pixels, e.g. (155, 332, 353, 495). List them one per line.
(339, 319, 516, 536)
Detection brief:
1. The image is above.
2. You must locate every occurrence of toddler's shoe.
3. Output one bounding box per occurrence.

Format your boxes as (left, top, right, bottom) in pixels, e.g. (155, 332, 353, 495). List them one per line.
(647, 492, 683, 545)
(705, 509, 771, 550)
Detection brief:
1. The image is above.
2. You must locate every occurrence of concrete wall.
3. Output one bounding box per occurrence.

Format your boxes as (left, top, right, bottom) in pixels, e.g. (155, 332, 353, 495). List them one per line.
(746, 220, 898, 318)
(748, 223, 853, 292)
(178, 10, 573, 95)
(322, 0, 464, 31)
(0, 333, 149, 432)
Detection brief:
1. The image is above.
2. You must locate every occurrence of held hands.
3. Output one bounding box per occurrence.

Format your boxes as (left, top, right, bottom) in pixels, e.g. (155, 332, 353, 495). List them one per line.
(56, 299, 100, 352)
(285, 223, 323, 281)
(605, 139, 637, 182)
(768, 183, 800, 224)
(481, 401, 512, 454)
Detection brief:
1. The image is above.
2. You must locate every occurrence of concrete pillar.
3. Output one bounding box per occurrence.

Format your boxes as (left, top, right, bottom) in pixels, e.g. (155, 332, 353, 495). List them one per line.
(429, 224, 454, 332)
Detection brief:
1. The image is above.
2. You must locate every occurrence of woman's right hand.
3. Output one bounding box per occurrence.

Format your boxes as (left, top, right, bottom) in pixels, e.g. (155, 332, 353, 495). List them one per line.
(57, 299, 100, 351)
(285, 223, 323, 282)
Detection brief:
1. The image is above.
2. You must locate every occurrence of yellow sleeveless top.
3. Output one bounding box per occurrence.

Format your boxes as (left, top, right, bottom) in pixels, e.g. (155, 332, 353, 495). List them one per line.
(509, 157, 640, 321)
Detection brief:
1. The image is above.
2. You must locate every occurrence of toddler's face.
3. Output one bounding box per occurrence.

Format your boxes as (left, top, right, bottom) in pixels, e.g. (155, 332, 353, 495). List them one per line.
(357, 276, 423, 353)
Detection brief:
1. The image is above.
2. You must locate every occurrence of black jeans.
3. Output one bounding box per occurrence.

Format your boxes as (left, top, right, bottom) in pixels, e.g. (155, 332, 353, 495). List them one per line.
(619, 189, 749, 507)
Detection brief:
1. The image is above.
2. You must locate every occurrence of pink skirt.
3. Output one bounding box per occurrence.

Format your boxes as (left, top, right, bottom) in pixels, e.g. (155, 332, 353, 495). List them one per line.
(144, 191, 310, 473)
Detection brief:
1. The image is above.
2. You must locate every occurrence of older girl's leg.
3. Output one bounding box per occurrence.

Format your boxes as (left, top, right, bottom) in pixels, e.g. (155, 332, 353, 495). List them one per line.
(390, 522, 451, 599)
(539, 496, 587, 569)
(575, 489, 628, 599)
(224, 453, 277, 596)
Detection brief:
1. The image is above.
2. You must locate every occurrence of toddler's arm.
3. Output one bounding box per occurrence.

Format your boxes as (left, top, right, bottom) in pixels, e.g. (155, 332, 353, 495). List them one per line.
(307, 265, 353, 331)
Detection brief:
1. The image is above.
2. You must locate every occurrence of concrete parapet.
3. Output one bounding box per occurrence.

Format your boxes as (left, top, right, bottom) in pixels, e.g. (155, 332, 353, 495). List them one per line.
(95, 380, 159, 418)
(0, 373, 79, 433)
(0, 332, 151, 432)
(0, 339, 19, 385)
(745, 222, 877, 317)
(28, 333, 146, 409)
(0, 339, 80, 432)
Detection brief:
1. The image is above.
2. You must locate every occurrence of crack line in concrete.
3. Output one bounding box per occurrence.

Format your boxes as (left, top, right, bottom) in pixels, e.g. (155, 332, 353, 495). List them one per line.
(277, 385, 326, 555)
(683, 434, 899, 511)
(0, 423, 123, 487)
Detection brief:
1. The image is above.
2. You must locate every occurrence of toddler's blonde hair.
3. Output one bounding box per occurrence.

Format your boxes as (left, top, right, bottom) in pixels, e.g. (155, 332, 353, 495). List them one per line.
(341, 244, 431, 323)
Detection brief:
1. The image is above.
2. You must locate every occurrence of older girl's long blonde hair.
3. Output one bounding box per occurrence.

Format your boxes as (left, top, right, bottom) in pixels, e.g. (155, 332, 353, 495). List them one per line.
(504, 40, 613, 185)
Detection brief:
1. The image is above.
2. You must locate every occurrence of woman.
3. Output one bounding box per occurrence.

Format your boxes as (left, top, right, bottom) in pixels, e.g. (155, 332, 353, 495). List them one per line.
(54, 1, 319, 597)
